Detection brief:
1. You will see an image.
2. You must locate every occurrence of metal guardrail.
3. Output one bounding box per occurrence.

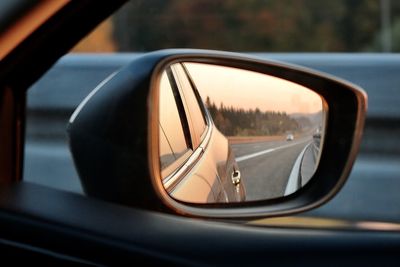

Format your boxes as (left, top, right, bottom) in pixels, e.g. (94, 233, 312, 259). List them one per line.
(27, 53, 400, 155)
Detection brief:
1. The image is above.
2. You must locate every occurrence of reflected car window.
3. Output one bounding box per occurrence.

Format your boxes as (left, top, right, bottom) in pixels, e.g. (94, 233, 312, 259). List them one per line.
(159, 71, 191, 171)
(172, 64, 207, 144)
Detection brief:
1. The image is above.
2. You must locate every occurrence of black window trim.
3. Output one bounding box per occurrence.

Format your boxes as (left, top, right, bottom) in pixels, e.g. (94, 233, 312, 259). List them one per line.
(159, 67, 193, 179)
(171, 64, 208, 148)
(181, 62, 211, 142)
(165, 67, 193, 150)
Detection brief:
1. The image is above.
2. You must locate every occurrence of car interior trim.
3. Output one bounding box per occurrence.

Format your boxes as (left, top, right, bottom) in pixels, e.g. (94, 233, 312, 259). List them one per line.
(0, 0, 69, 60)
(0, 182, 399, 266)
(0, 237, 98, 265)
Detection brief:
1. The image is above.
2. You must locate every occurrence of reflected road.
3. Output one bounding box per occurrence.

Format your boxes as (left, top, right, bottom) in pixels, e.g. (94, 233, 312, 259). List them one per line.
(231, 137, 312, 201)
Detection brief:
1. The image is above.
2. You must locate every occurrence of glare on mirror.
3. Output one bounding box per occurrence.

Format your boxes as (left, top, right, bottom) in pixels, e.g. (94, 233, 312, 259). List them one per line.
(157, 62, 326, 204)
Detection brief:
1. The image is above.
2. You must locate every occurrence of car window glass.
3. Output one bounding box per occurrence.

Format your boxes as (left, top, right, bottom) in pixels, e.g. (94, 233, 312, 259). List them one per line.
(173, 64, 207, 143)
(159, 125, 175, 170)
(23, 0, 400, 224)
(159, 71, 191, 170)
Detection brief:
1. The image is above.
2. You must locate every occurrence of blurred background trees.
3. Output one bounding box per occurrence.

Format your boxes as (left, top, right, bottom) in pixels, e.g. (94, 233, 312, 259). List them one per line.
(105, 0, 400, 52)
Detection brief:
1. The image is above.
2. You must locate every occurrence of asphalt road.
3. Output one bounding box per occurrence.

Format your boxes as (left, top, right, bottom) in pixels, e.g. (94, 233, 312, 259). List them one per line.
(231, 137, 311, 201)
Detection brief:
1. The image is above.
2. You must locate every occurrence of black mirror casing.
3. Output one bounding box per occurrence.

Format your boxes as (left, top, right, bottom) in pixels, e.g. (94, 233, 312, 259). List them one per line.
(67, 54, 164, 209)
(68, 49, 367, 218)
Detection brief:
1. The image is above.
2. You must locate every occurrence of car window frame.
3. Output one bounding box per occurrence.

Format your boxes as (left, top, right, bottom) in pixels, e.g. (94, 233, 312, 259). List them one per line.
(161, 63, 214, 192)
(160, 67, 193, 179)
(170, 63, 209, 148)
(181, 62, 211, 142)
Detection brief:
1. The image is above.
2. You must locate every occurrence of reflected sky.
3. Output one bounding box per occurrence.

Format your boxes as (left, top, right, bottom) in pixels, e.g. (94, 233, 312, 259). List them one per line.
(185, 62, 322, 115)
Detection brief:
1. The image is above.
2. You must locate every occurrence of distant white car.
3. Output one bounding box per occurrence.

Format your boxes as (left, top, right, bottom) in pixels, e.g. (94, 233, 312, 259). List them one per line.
(286, 134, 294, 141)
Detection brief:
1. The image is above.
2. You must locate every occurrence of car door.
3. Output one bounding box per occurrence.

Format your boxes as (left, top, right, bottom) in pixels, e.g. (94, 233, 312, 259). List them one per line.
(159, 66, 218, 202)
(170, 63, 246, 203)
(160, 63, 243, 203)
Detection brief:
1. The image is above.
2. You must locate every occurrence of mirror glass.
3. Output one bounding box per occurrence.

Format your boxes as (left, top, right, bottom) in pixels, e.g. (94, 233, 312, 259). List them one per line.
(157, 62, 326, 204)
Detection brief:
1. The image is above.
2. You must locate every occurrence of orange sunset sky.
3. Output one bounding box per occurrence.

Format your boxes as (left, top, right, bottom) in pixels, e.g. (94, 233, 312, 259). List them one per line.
(185, 62, 323, 115)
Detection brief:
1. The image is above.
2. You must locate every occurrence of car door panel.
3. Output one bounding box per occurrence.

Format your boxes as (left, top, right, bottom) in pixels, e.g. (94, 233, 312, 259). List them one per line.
(0, 182, 400, 265)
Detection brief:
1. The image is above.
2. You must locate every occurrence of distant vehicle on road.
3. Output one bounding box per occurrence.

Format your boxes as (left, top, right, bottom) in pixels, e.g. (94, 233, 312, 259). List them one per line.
(312, 132, 321, 147)
(286, 133, 294, 141)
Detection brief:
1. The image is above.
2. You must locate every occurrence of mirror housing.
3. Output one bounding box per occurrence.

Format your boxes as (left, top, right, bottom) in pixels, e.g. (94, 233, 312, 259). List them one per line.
(68, 49, 367, 218)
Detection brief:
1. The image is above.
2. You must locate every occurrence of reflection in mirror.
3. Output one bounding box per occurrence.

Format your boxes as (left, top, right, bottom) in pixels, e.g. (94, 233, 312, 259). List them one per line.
(157, 62, 326, 204)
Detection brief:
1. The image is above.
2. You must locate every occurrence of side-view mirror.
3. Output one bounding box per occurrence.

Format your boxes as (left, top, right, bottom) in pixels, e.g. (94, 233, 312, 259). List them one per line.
(67, 49, 367, 218)
(158, 62, 325, 203)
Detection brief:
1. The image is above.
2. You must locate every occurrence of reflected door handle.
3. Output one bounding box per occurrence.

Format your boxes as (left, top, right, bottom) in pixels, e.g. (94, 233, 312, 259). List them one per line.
(231, 170, 241, 186)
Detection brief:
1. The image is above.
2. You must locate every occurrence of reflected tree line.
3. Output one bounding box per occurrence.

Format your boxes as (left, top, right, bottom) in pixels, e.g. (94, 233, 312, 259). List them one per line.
(205, 97, 299, 136)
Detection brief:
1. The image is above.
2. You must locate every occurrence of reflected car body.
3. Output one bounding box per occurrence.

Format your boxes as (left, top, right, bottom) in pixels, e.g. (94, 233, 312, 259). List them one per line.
(159, 63, 246, 203)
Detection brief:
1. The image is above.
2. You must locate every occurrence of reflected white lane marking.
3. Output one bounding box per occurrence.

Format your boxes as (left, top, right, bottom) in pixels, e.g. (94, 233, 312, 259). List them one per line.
(235, 140, 307, 162)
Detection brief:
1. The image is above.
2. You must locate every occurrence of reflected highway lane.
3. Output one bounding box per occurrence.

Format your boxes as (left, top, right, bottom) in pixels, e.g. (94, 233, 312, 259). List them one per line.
(231, 137, 312, 201)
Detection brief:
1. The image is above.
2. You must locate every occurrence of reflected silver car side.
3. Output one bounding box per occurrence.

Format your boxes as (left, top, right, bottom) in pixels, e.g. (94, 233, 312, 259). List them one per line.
(159, 63, 246, 203)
